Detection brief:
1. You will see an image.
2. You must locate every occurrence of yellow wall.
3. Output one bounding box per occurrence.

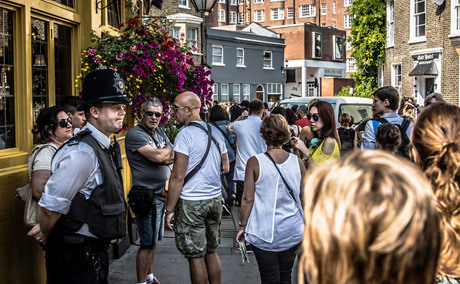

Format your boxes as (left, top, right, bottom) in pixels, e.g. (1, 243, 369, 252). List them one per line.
(0, 0, 136, 282)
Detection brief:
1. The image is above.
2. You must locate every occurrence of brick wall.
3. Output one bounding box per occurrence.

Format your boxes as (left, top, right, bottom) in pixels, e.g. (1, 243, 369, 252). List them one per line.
(385, 1, 459, 105)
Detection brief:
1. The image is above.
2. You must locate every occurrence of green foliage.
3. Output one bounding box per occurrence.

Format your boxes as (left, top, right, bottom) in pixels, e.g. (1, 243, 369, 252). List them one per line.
(160, 120, 181, 144)
(347, 0, 386, 98)
(336, 86, 352, 97)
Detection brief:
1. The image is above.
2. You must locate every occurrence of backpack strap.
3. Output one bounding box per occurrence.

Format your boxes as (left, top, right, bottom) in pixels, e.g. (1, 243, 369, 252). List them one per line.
(183, 122, 212, 185)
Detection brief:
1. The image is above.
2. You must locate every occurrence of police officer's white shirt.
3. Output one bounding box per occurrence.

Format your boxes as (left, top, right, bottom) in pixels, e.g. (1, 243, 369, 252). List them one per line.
(38, 122, 107, 238)
(174, 121, 227, 201)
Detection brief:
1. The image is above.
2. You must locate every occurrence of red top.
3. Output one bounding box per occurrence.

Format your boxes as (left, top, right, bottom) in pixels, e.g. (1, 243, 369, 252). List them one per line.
(295, 117, 310, 127)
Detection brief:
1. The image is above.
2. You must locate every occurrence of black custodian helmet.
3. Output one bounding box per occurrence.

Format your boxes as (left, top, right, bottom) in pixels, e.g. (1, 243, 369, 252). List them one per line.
(79, 69, 132, 110)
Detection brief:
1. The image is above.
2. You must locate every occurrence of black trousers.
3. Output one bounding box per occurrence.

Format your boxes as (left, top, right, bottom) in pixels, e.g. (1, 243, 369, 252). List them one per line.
(252, 244, 299, 284)
(236, 180, 244, 206)
(45, 234, 110, 284)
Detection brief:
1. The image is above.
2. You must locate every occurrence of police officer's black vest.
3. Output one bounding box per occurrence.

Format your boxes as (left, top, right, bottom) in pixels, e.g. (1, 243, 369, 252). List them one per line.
(50, 130, 126, 241)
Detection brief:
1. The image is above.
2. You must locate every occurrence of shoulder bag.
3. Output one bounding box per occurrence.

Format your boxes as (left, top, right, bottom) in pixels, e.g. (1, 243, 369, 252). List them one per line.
(15, 144, 54, 228)
(264, 152, 303, 214)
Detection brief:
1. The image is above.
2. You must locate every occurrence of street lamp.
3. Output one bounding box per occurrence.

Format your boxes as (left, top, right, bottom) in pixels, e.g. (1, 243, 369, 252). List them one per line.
(189, 0, 218, 66)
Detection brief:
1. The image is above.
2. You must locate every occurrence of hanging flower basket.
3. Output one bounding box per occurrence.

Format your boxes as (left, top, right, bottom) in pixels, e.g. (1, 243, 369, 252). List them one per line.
(77, 16, 213, 123)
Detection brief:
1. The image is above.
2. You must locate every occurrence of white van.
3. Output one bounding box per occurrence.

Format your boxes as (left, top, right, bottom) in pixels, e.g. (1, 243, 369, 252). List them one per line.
(276, 96, 373, 127)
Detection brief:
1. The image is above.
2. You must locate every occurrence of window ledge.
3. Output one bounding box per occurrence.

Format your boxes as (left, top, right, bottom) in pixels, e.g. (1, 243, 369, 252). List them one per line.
(212, 63, 226, 66)
(179, 5, 191, 9)
(448, 33, 460, 39)
(264, 67, 274, 70)
(386, 44, 394, 48)
(236, 65, 246, 68)
(408, 37, 426, 44)
(299, 15, 316, 18)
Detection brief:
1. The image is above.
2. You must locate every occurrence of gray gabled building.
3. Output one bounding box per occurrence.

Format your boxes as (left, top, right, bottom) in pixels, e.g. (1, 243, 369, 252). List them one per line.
(207, 23, 285, 103)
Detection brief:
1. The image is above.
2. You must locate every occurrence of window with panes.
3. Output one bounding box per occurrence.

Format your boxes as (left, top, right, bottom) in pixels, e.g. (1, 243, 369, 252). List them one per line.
(287, 7, 293, 18)
(230, 12, 237, 23)
(233, 84, 240, 100)
(263, 51, 272, 68)
(271, 8, 284, 20)
(107, 0, 121, 28)
(218, 9, 226, 22)
(321, 4, 326, 15)
(387, 0, 395, 46)
(212, 46, 224, 64)
(254, 10, 265, 22)
(236, 48, 244, 66)
(300, 5, 315, 17)
(413, 0, 425, 37)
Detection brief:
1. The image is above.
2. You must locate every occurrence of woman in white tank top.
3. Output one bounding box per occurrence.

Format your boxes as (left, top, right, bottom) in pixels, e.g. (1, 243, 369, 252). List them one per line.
(236, 114, 306, 284)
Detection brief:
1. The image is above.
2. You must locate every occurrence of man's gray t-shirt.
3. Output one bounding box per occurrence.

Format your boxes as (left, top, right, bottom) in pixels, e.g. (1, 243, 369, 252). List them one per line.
(125, 125, 173, 197)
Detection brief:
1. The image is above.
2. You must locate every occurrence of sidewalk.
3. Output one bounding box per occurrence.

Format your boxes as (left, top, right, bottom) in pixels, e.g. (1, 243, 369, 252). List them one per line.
(108, 206, 262, 284)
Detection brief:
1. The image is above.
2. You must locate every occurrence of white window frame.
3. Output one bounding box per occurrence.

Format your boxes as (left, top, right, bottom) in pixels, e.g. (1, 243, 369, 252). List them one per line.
(312, 32, 322, 58)
(271, 8, 284, 21)
(333, 21, 336, 28)
(321, 3, 326, 15)
(238, 0, 244, 4)
(254, 10, 265, 22)
(333, 35, 344, 60)
(287, 7, 293, 18)
(212, 45, 224, 66)
(187, 28, 198, 50)
(346, 36, 353, 51)
(243, 84, 250, 100)
(344, 0, 352, 7)
(254, 0, 263, 3)
(344, 14, 353, 29)
(233, 84, 240, 101)
(173, 27, 181, 39)
(346, 58, 357, 73)
(451, 0, 460, 37)
(410, 0, 426, 43)
(212, 84, 217, 101)
(230, 0, 237, 5)
(238, 12, 244, 24)
(391, 63, 402, 94)
(333, 1, 336, 14)
(387, 0, 395, 46)
(179, 0, 189, 8)
(246, 12, 250, 23)
(236, 48, 245, 67)
(218, 0, 225, 3)
(267, 83, 282, 94)
(300, 5, 316, 18)
(263, 51, 273, 69)
(230, 11, 237, 23)
(221, 83, 229, 102)
(218, 9, 226, 22)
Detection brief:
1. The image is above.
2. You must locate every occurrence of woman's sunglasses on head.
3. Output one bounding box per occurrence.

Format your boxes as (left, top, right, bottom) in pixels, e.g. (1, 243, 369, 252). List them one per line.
(307, 114, 319, 122)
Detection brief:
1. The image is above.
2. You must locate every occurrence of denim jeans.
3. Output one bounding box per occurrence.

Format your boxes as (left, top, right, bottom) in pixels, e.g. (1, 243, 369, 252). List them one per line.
(252, 244, 299, 284)
(225, 161, 235, 204)
(136, 198, 165, 248)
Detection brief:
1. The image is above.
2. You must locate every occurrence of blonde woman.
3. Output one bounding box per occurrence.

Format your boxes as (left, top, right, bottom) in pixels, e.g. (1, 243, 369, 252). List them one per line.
(411, 103, 460, 283)
(299, 151, 441, 284)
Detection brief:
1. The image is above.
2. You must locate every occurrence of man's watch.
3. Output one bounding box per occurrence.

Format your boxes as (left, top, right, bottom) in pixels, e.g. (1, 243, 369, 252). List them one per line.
(238, 222, 246, 228)
(165, 209, 175, 215)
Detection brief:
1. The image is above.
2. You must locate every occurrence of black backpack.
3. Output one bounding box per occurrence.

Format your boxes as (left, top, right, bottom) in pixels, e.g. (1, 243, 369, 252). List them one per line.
(373, 117, 411, 158)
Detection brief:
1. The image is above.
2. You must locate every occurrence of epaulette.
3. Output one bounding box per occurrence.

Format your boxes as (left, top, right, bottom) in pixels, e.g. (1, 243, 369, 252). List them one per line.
(68, 129, 92, 146)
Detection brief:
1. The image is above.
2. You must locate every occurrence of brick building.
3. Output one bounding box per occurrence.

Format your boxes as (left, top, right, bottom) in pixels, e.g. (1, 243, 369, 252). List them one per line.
(206, 0, 357, 78)
(384, 0, 460, 105)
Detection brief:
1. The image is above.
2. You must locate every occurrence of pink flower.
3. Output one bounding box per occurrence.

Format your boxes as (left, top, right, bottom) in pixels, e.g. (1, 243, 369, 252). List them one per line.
(87, 48, 97, 56)
(130, 45, 137, 52)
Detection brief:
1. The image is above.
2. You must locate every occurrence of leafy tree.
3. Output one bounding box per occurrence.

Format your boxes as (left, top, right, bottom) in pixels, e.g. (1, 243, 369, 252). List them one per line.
(347, 0, 386, 98)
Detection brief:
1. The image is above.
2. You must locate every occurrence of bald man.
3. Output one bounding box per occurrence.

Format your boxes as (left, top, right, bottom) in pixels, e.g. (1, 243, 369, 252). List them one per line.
(166, 92, 229, 284)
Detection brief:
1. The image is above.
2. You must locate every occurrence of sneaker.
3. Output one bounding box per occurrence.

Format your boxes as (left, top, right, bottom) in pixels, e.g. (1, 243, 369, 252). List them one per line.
(222, 204, 231, 216)
(147, 276, 160, 284)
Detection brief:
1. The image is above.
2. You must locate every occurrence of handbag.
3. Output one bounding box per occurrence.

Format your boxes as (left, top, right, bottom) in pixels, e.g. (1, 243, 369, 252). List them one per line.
(15, 144, 54, 228)
(185, 122, 229, 198)
(127, 185, 155, 218)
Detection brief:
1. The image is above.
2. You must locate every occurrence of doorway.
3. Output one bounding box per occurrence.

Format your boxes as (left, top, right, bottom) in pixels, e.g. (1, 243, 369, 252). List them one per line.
(256, 85, 264, 101)
(425, 78, 435, 96)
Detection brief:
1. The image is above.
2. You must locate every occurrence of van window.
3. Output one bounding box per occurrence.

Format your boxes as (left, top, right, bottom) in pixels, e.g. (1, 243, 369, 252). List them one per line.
(339, 104, 373, 125)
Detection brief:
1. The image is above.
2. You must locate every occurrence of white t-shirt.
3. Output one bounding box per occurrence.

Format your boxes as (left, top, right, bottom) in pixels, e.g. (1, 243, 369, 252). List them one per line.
(229, 116, 267, 181)
(174, 121, 228, 201)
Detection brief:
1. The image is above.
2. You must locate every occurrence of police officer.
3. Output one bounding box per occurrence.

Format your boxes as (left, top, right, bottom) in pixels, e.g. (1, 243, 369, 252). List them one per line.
(31, 69, 131, 283)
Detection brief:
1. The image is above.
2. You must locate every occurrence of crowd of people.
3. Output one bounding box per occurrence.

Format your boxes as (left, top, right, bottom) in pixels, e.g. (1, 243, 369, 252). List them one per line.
(24, 76, 460, 284)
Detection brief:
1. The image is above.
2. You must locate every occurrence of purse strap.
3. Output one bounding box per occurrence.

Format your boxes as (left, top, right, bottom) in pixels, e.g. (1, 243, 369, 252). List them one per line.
(183, 122, 222, 185)
(264, 152, 302, 212)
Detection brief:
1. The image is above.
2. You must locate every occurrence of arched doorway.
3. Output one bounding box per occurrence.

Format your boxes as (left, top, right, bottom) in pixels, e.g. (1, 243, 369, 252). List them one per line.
(256, 85, 264, 101)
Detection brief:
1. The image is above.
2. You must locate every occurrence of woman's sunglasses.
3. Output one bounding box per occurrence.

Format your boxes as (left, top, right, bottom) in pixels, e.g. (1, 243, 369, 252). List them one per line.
(307, 114, 319, 122)
(52, 117, 72, 128)
(145, 111, 162, 118)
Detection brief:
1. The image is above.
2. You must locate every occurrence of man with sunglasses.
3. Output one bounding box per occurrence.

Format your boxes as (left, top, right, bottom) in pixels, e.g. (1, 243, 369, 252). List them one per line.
(34, 69, 131, 284)
(125, 98, 173, 284)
